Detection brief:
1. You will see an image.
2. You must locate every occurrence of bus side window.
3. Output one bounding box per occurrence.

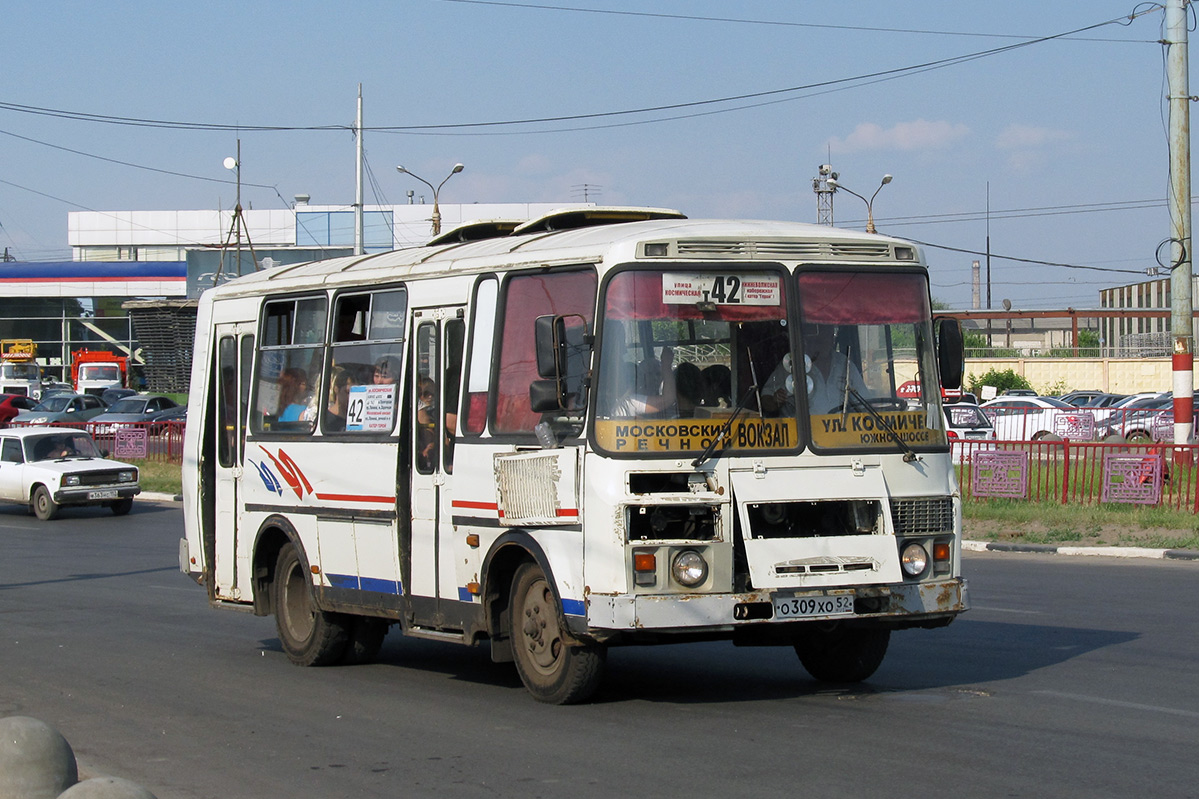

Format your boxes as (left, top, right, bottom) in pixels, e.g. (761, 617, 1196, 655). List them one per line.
(252, 297, 326, 435)
(324, 288, 407, 435)
(414, 322, 439, 474)
(461, 277, 497, 436)
(443, 318, 464, 473)
(494, 269, 596, 435)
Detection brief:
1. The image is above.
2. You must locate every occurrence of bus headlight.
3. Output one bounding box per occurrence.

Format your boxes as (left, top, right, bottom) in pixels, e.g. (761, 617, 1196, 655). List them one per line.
(900, 542, 929, 576)
(671, 550, 708, 588)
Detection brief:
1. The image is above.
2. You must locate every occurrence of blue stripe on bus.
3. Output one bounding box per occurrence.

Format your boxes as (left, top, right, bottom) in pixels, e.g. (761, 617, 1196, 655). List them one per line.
(561, 598, 586, 616)
(327, 573, 403, 595)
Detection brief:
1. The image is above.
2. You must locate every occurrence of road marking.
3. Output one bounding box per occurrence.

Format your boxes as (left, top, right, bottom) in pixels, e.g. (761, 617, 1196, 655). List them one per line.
(967, 605, 1043, 615)
(1034, 690, 1199, 718)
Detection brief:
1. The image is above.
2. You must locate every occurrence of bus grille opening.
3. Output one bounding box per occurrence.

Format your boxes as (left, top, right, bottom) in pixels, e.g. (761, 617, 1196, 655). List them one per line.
(889, 497, 954, 535)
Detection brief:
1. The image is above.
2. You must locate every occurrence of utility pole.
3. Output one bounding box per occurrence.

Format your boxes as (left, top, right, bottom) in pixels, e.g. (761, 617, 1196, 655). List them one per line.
(354, 84, 365, 256)
(1166, 0, 1193, 445)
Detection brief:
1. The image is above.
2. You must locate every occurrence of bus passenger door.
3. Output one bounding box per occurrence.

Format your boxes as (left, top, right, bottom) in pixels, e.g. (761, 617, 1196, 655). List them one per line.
(212, 325, 253, 600)
(408, 309, 466, 621)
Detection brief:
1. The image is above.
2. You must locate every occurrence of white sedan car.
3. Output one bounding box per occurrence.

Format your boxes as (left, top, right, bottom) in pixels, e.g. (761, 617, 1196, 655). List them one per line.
(979, 396, 1085, 441)
(0, 427, 140, 520)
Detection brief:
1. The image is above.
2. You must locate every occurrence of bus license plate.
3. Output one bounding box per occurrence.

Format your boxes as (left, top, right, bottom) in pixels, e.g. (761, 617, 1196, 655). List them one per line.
(773, 593, 855, 619)
(88, 489, 118, 500)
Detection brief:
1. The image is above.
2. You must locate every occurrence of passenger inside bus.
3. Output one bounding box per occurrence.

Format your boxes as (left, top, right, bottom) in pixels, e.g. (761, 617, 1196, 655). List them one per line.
(675, 361, 704, 417)
(803, 323, 866, 414)
(607, 346, 676, 417)
(277, 368, 312, 422)
(372, 356, 399, 385)
(416, 377, 438, 470)
(701, 364, 732, 408)
(325, 367, 357, 432)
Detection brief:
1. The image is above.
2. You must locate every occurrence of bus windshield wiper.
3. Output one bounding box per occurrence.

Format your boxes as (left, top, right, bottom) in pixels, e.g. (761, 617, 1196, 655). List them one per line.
(843, 384, 920, 463)
(691, 385, 758, 470)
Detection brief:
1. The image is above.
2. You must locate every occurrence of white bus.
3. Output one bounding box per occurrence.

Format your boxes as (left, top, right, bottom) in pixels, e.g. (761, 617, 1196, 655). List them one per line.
(180, 208, 968, 704)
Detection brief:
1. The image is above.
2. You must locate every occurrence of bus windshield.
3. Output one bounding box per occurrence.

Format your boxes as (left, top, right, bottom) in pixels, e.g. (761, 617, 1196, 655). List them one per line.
(594, 268, 798, 456)
(798, 270, 947, 452)
(592, 267, 946, 456)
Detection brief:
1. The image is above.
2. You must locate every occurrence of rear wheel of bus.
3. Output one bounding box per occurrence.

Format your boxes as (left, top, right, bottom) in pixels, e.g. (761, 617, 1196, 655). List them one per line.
(793, 625, 890, 683)
(510, 562, 605, 704)
(273, 543, 349, 666)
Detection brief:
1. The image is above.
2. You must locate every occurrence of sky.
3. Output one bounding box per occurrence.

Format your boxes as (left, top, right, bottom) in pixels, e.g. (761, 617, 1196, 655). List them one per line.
(0, 1, 1186, 309)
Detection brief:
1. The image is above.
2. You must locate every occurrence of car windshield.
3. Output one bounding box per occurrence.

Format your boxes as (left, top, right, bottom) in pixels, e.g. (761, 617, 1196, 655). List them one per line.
(33, 396, 72, 412)
(107, 398, 147, 414)
(26, 432, 101, 461)
(947, 405, 990, 429)
(80, 364, 120, 381)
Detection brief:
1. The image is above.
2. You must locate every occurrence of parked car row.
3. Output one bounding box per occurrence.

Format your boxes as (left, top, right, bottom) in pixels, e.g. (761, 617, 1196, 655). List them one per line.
(0, 391, 187, 434)
(965, 389, 1189, 442)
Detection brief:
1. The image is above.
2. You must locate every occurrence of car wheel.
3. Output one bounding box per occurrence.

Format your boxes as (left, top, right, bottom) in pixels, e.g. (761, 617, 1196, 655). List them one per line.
(32, 486, 59, 521)
(109, 497, 134, 516)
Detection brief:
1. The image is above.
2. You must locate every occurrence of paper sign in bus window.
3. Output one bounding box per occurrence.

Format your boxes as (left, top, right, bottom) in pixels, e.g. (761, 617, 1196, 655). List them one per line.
(346, 384, 397, 432)
(661, 273, 780, 306)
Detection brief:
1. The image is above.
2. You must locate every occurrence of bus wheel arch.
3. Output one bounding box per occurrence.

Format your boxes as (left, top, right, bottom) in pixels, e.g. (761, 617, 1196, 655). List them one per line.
(480, 535, 549, 664)
(251, 516, 302, 617)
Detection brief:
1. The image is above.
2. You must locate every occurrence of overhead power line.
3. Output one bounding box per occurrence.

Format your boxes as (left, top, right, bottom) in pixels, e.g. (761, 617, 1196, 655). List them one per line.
(436, 0, 1156, 43)
(0, 9, 1158, 136)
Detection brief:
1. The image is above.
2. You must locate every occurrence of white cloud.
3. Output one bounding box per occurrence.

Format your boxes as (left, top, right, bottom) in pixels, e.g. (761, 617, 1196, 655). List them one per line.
(995, 124, 1073, 150)
(829, 119, 970, 153)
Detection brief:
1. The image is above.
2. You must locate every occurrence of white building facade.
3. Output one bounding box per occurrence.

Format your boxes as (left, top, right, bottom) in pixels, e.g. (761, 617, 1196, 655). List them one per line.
(68, 201, 592, 262)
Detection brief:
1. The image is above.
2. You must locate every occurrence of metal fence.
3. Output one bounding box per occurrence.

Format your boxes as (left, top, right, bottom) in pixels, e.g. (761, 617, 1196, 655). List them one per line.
(9, 420, 186, 464)
(954, 439, 1199, 511)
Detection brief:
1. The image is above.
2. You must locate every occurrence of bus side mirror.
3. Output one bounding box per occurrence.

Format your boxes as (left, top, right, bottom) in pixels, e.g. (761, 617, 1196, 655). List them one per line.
(529, 379, 563, 413)
(532, 314, 590, 411)
(534, 315, 559, 379)
(936, 318, 964, 390)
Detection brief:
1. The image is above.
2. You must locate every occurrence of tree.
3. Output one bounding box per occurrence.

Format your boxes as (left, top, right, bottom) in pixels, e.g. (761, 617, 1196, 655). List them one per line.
(967, 368, 1032, 397)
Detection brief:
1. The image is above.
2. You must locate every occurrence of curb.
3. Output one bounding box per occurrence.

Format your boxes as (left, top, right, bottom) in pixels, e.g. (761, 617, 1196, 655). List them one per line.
(963, 539, 1199, 561)
(139, 491, 182, 502)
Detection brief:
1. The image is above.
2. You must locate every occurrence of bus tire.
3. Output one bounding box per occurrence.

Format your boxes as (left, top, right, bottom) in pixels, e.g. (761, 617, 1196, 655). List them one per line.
(32, 486, 59, 521)
(793, 625, 889, 683)
(273, 543, 349, 667)
(341, 617, 389, 665)
(510, 562, 605, 704)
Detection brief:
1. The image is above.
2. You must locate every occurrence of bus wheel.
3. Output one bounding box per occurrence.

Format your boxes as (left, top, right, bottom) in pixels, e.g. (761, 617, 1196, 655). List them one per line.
(32, 486, 59, 521)
(341, 617, 389, 665)
(510, 563, 605, 704)
(793, 625, 890, 683)
(273, 544, 349, 666)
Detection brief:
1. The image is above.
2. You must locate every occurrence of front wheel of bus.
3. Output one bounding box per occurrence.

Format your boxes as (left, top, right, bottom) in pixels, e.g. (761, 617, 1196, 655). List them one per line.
(273, 544, 349, 667)
(510, 563, 605, 704)
(793, 625, 890, 683)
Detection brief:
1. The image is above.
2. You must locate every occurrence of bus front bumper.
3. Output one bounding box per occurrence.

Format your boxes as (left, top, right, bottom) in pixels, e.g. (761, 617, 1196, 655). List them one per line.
(581, 577, 968, 634)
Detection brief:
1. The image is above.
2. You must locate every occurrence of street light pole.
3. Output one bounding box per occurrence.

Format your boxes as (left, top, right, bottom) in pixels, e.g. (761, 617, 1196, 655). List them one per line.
(826, 174, 892, 234)
(396, 163, 465, 236)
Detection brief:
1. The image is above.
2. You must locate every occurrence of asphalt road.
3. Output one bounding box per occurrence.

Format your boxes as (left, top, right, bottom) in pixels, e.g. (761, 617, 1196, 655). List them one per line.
(1, 500, 1197, 799)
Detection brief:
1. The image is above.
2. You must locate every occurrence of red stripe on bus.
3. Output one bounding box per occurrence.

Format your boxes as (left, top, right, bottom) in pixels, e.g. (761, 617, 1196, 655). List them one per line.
(314, 493, 394, 504)
(453, 500, 499, 511)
